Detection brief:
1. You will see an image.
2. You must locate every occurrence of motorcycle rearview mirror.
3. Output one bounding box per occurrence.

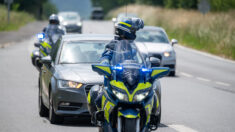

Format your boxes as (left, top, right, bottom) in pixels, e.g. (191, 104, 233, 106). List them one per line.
(149, 57, 161, 67)
(41, 56, 52, 65)
(151, 67, 170, 81)
(92, 64, 111, 77)
(112, 17, 117, 23)
(34, 42, 40, 47)
(171, 39, 178, 45)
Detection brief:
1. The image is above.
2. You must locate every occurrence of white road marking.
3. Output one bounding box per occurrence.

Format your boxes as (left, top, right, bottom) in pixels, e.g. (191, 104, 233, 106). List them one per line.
(196, 77, 211, 82)
(168, 124, 198, 132)
(215, 81, 231, 87)
(180, 72, 193, 78)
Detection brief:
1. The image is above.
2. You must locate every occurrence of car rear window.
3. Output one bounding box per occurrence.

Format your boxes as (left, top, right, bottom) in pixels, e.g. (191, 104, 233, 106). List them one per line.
(136, 29, 169, 44)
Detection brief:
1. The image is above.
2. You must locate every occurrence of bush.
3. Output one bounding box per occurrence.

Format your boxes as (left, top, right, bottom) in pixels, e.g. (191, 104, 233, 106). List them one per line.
(0, 4, 35, 31)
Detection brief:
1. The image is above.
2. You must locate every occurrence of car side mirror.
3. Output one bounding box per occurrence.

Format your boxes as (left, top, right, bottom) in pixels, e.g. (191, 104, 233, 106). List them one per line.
(112, 17, 117, 23)
(34, 42, 40, 47)
(150, 57, 161, 67)
(171, 39, 178, 45)
(41, 56, 52, 65)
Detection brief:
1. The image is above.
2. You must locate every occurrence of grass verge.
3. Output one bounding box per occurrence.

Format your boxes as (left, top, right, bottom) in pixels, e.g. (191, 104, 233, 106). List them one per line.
(107, 5, 235, 60)
(0, 5, 35, 31)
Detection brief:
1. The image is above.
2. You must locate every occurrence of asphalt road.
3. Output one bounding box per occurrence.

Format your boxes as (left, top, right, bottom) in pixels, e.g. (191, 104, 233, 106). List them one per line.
(0, 20, 235, 132)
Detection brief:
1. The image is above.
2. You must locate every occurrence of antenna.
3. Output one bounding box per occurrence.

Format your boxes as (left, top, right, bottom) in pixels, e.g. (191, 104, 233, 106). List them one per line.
(123, 0, 127, 17)
(125, 0, 127, 17)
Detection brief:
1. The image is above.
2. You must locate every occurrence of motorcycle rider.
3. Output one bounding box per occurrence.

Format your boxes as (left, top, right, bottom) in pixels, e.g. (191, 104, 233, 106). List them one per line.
(40, 14, 66, 57)
(31, 14, 66, 70)
(88, 17, 161, 128)
(43, 14, 66, 35)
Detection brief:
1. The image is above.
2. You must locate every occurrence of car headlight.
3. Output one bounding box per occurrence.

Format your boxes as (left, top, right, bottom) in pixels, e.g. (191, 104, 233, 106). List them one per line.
(58, 80, 83, 89)
(133, 91, 149, 102)
(112, 89, 128, 101)
(77, 22, 82, 26)
(63, 22, 68, 26)
(164, 52, 171, 57)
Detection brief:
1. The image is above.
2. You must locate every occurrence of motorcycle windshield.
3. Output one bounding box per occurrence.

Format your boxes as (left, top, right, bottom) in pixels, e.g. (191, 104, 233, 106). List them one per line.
(45, 25, 63, 44)
(111, 40, 146, 68)
(111, 40, 149, 89)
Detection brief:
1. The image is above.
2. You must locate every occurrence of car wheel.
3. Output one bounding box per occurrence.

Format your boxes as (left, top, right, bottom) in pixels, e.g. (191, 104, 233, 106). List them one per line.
(38, 78, 48, 117)
(49, 92, 64, 124)
(169, 71, 175, 76)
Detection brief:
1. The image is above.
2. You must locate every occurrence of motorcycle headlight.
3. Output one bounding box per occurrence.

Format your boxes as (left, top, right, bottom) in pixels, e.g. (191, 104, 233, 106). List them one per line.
(164, 52, 171, 57)
(112, 89, 128, 101)
(133, 91, 149, 102)
(58, 80, 83, 89)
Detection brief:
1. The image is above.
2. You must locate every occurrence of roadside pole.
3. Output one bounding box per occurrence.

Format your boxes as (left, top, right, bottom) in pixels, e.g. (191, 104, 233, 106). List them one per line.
(4, 0, 14, 24)
(198, 0, 210, 15)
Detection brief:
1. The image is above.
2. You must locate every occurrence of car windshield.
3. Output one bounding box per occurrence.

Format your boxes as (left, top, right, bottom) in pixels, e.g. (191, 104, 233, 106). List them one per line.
(60, 13, 80, 21)
(136, 29, 169, 43)
(60, 41, 106, 64)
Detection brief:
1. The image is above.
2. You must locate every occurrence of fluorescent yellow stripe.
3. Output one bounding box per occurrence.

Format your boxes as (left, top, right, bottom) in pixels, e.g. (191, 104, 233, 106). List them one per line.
(119, 22, 132, 27)
(145, 104, 152, 125)
(41, 42, 52, 49)
(151, 69, 168, 77)
(40, 49, 47, 56)
(87, 91, 91, 104)
(118, 111, 140, 118)
(156, 94, 159, 108)
(110, 80, 151, 102)
(95, 66, 111, 74)
(102, 95, 114, 123)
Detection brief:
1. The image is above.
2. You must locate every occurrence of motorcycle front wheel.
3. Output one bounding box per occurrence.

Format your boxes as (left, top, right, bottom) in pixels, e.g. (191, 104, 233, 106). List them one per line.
(122, 118, 137, 132)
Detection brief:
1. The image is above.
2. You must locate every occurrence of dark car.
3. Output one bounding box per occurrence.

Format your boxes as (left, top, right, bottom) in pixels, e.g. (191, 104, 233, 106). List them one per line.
(38, 34, 113, 124)
(91, 7, 104, 20)
(58, 12, 82, 33)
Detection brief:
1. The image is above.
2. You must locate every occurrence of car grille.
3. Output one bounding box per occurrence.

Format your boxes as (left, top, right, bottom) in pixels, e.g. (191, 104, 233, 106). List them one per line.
(58, 102, 83, 111)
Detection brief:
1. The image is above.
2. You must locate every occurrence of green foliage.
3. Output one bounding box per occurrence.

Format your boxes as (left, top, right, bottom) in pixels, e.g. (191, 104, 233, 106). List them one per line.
(42, 1, 58, 19)
(0, 0, 57, 19)
(91, 0, 135, 14)
(136, 0, 164, 6)
(164, 0, 198, 9)
(209, 0, 235, 11)
(12, 3, 20, 11)
(92, 0, 235, 12)
(0, 5, 35, 31)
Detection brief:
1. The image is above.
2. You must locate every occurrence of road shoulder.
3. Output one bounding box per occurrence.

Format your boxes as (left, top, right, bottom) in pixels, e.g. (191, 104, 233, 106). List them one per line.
(0, 21, 47, 48)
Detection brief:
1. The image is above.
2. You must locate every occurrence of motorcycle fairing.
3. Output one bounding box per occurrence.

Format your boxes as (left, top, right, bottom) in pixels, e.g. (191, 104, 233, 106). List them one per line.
(151, 67, 169, 80)
(110, 80, 152, 102)
(92, 64, 111, 77)
(118, 109, 140, 118)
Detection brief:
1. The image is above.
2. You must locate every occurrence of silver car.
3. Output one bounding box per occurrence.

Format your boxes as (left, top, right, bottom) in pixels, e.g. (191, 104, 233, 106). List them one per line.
(136, 26, 178, 76)
(58, 12, 82, 33)
(38, 34, 113, 124)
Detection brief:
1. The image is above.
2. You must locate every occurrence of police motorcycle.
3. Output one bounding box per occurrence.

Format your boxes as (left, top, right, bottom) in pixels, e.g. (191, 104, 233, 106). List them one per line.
(31, 29, 63, 71)
(89, 40, 169, 132)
